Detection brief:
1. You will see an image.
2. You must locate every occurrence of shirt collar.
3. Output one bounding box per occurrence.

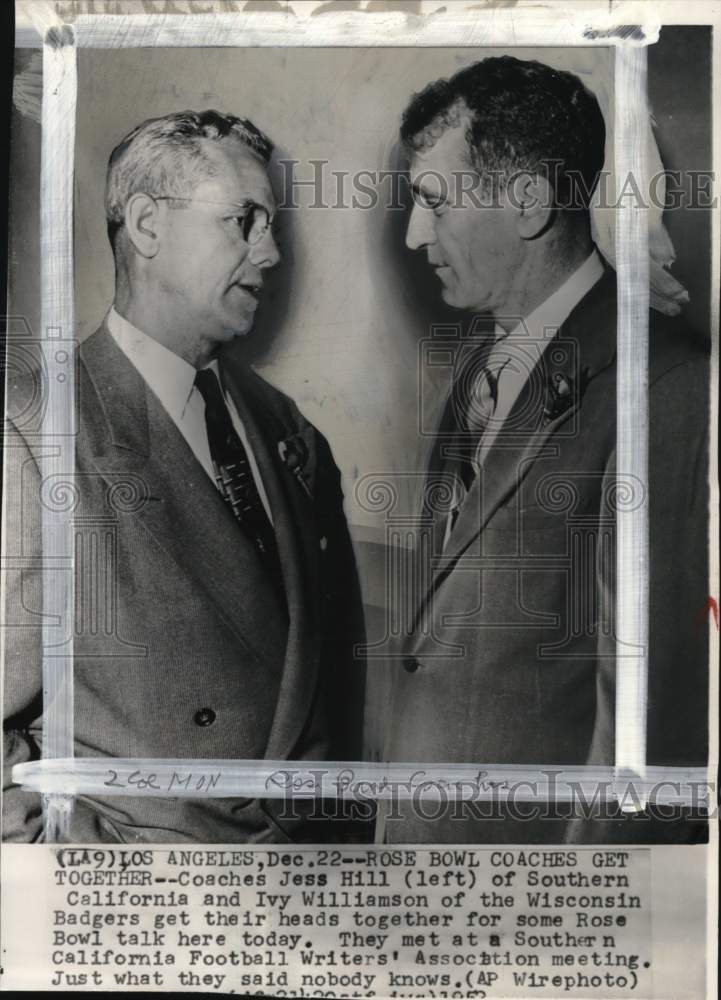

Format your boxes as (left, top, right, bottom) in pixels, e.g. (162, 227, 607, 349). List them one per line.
(107, 307, 205, 420)
(494, 249, 605, 344)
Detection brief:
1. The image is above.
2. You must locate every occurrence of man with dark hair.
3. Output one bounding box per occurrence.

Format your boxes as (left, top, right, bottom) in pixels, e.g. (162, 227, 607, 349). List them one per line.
(3, 110, 364, 843)
(400, 55, 606, 218)
(381, 58, 708, 843)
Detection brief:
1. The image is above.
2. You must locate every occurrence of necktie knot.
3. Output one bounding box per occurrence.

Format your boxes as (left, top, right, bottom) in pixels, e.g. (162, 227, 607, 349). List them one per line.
(194, 366, 225, 411)
(452, 357, 507, 436)
(437, 354, 510, 530)
(195, 368, 237, 460)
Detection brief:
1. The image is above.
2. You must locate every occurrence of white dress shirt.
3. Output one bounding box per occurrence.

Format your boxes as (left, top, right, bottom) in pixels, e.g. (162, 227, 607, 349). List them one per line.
(107, 307, 273, 521)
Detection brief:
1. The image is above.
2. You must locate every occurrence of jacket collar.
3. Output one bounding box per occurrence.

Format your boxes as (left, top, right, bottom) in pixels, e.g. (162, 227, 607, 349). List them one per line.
(433, 267, 618, 578)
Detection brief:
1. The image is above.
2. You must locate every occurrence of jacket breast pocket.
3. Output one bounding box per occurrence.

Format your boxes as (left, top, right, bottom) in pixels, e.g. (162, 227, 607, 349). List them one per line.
(482, 489, 600, 559)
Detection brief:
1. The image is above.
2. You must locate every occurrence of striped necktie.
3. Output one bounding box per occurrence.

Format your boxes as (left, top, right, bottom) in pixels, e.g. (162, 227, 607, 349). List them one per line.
(427, 355, 506, 550)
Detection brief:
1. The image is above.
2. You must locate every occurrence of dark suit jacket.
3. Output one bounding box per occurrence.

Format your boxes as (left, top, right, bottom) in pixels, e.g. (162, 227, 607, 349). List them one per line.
(3, 323, 364, 843)
(383, 270, 709, 843)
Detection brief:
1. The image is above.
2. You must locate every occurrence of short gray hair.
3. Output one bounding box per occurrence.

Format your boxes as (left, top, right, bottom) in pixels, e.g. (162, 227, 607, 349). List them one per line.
(105, 109, 273, 248)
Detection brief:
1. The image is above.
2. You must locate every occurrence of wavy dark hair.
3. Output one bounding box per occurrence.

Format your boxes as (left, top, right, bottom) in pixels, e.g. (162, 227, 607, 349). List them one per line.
(401, 56, 606, 210)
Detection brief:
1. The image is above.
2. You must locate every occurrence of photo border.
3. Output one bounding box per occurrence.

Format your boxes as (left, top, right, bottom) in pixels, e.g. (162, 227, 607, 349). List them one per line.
(5, 2, 718, 842)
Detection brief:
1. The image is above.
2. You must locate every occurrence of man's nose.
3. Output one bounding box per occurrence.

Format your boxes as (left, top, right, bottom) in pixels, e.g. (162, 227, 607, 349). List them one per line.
(405, 203, 435, 252)
(249, 229, 281, 269)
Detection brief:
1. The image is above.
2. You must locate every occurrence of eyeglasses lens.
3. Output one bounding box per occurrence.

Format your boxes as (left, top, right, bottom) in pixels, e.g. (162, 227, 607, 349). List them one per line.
(245, 206, 270, 245)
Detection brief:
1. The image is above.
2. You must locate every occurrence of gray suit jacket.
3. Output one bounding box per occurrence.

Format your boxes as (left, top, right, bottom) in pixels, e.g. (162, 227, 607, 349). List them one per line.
(382, 270, 709, 843)
(3, 324, 364, 843)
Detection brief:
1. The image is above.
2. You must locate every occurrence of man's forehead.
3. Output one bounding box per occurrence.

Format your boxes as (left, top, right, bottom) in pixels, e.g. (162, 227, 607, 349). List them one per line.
(408, 125, 472, 191)
(195, 137, 274, 205)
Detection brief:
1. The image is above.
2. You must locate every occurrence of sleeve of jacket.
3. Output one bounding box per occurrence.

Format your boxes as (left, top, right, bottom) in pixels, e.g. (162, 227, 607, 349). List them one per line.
(2, 419, 45, 842)
(569, 352, 709, 843)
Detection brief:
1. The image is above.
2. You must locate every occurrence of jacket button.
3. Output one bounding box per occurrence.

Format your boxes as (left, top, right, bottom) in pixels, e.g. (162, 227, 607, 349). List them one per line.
(403, 656, 420, 674)
(194, 708, 216, 727)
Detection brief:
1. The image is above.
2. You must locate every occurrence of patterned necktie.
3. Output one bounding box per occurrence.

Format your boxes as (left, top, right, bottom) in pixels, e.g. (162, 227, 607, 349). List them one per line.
(194, 368, 285, 605)
(451, 362, 503, 486)
(428, 355, 505, 549)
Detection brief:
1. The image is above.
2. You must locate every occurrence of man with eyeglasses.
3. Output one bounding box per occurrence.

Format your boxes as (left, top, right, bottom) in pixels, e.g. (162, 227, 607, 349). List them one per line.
(3, 110, 365, 843)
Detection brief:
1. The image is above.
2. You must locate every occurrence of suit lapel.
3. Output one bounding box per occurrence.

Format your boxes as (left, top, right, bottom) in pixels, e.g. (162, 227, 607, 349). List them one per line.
(81, 327, 288, 672)
(220, 359, 322, 760)
(441, 408, 580, 567)
(428, 269, 618, 590)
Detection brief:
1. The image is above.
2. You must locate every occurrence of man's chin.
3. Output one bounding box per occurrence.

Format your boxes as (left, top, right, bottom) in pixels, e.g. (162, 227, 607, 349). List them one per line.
(440, 286, 465, 310)
(221, 316, 254, 339)
(441, 287, 489, 314)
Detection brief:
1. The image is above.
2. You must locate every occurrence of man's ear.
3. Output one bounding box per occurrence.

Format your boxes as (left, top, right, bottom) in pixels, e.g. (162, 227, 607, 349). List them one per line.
(124, 192, 161, 258)
(508, 172, 554, 240)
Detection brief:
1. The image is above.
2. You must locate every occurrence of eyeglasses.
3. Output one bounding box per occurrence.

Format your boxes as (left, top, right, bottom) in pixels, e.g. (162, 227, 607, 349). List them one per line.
(153, 196, 273, 246)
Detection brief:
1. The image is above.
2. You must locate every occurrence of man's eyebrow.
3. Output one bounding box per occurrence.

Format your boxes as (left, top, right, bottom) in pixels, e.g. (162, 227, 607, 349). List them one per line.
(221, 197, 275, 215)
(219, 198, 255, 211)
